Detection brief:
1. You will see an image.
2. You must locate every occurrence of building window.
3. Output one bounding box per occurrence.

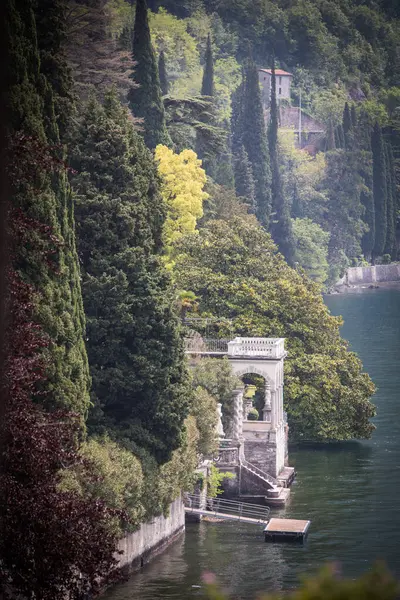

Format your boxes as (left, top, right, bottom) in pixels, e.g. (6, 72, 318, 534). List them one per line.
(264, 77, 266, 80)
(279, 87, 282, 95)
(279, 76, 282, 85)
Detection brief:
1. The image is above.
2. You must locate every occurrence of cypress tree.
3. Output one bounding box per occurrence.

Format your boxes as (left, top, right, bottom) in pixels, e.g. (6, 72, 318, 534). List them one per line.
(268, 62, 295, 265)
(128, 0, 171, 149)
(335, 123, 345, 149)
(196, 31, 216, 172)
(360, 153, 375, 260)
(231, 75, 245, 156)
(234, 145, 256, 209)
(0, 2, 117, 596)
(34, 0, 74, 140)
(71, 91, 190, 463)
(334, 126, 341, 149)
(158, 49, 169, 95)
(357, 110, 372, 152)
(384, 142, 396, 257)
(232, 61, 271, 227)
(343, 102, 352, 149)
(371, 123, 387, 258)
(326, 119, 336, 151)
(6, 0, 90, 415)
(201, 33, 215, 97)
(351, 104, 358, 128)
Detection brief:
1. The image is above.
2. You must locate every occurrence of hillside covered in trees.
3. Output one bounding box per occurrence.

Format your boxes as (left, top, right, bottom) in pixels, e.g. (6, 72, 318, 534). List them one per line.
(1, 0, 399, 597)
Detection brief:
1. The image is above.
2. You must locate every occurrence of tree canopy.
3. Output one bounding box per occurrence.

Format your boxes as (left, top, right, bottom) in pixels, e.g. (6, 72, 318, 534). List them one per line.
(174, 216, 376, 442)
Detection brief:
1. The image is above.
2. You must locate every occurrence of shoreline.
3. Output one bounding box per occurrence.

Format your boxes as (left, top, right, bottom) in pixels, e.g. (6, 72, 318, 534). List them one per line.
(328, 280, 400, 295)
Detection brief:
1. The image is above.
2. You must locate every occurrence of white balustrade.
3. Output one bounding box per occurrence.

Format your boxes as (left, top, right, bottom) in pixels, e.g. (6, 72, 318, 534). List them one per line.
(227, 337, 285, 358)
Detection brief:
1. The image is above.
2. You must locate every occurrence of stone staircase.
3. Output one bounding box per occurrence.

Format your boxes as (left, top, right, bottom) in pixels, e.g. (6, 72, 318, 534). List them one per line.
(240, 460, 292, 506)
(241, 459, 279, 489)
(240, 459, 281, 497)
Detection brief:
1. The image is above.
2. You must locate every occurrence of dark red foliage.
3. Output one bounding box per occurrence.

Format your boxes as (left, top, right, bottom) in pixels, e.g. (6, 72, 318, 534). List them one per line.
(0, 215, 123, 599)
(8, 132, 77, 186)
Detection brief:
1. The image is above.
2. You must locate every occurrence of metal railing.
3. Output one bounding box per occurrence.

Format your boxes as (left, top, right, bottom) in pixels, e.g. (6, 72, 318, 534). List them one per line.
(184, 494, 270, 522)
(241, 459, 279, 488)
(184, 337, 229, 354)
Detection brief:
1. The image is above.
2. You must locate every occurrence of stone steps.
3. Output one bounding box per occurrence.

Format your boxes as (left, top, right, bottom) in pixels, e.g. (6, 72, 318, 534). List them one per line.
(241, 461, 281, 494)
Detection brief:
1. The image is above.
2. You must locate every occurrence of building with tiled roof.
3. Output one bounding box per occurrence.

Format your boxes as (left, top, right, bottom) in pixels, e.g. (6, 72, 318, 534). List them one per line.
(258, 67, 325, 153)
(258, 68, 293, 105)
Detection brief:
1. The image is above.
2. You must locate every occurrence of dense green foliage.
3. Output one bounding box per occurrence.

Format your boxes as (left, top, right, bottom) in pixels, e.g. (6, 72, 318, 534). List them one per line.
(268, 65, 295, 265)
(7, 0, 90, 416)
(232, 62, 271, 227)
(203, 563, 399, 600)
(384, 143, 397, 256)
(128, 0, 171, 148)
(234, 145, 255, 208)
(372, 123, 388, 257)
(201, 32, 215, 97)
(158, 49, 169, 95)
(175, 216, 376, 441)
(140, 0, 400, 273)
(3, 0, 398, 595)
(292, 218, 330, 284)
(70, 91, 190, 464)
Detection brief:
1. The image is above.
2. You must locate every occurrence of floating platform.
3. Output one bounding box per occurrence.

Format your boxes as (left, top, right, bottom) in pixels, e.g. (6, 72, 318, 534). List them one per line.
(264, 518, 310, 543)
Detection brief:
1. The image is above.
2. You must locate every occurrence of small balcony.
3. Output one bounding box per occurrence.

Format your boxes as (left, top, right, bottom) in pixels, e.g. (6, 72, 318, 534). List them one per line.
(227, 337, 285, 359)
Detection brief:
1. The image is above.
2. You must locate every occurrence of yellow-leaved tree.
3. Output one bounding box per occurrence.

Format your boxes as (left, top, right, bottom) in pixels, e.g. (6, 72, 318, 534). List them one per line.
(155, 145, 208, 262)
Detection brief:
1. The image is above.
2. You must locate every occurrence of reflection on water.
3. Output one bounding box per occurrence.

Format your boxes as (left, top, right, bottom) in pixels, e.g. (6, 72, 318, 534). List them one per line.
(104, 288, 400, 600)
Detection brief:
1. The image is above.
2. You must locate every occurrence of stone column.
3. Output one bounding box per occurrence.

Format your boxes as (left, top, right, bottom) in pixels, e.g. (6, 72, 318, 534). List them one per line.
(231, 387, 245, 462)
(231, 388, 244, 441)
(278, 386, 283, 425)
(271, 389, 277, 429)
(262, 381, 272, 422)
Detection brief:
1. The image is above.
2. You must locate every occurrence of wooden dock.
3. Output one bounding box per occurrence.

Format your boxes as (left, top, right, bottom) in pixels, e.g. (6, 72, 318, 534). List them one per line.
(264, 518, 310, 543)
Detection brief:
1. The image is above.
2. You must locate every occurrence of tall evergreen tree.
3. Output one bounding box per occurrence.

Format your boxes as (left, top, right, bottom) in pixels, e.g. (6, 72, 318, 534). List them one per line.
(0, 2, 119, 596)
(268, 62, 295, 265)
(201, 33, 215, 97)
(384, 142, 396, 257)
(196, 31, 216, 172)
(351, 104, 358, 128)
(34, 0, 74, 140)
(371, 123, 388, 258)
(231, 75, 245, 156)
(323, 150, 366, 282)
(360, 153, 375, 260)
(158, 49, 169, 95)
(5, 0, 90, 415)
(234, 145, 256, 208)
(231, 61, 271, 227)
(342, 102, 352, 149)
(325, 119, 336, 151)
(71, 91, 190, 463)
(335, 123, 345, 149)
(128, 0, 171, 149)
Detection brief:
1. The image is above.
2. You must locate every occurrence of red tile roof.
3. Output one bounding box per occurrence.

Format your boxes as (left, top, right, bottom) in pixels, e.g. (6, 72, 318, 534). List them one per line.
(259, 68, 293, 77)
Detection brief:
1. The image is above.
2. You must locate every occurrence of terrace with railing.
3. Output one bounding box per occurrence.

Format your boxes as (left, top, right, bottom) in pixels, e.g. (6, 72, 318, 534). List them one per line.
(184, 336, 286, 359)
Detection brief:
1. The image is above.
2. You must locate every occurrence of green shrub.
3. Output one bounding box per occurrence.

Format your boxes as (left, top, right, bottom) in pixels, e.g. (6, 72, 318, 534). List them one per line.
(207, 464, 235, 497)
(59, 436, 145, 535)
(203, 562, 399, 600)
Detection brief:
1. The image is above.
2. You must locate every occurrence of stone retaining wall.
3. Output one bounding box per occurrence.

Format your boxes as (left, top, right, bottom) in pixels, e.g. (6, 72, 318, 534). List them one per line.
(338, 264, 400, 286)
(116, 497, 185, 576)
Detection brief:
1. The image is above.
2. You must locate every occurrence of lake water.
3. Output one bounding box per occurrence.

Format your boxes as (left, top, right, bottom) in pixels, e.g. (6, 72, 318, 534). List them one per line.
(104, 288, 400, 599)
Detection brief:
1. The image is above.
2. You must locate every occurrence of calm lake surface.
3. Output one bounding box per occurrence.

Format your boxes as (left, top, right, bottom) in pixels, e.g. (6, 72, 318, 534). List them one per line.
(104, 288, 400, 600)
